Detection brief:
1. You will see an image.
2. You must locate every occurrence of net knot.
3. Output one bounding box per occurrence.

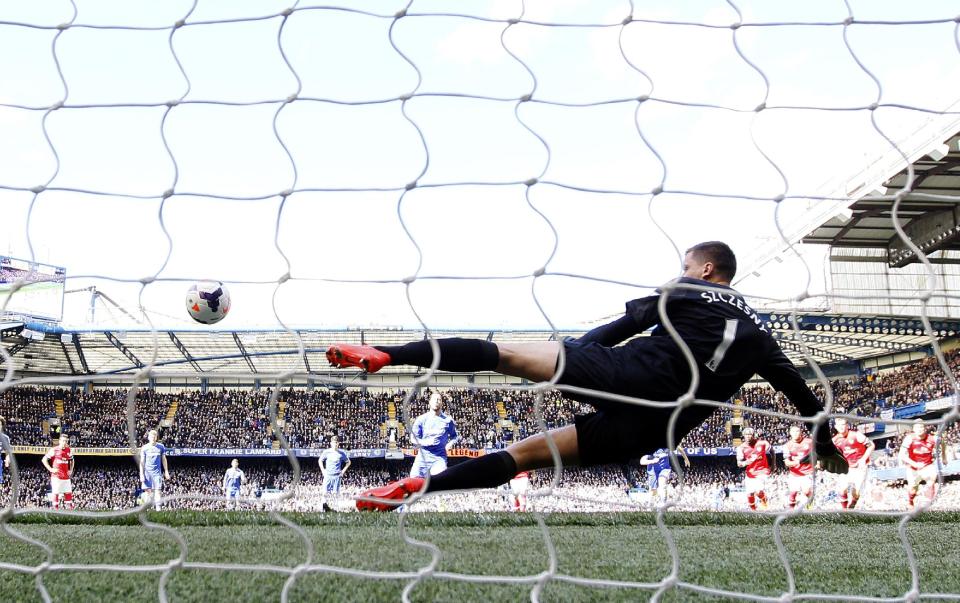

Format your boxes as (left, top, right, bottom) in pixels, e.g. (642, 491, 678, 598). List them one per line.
(162, 189, 175, 198)
(773, 194, 785, 202)
(165, 100, 180, 108)
(905, 588, 920, 603)
(33, 562, 50, 575)
(140, 276, 156, 285)
(30, 185, 46, 194)
(280, 188, 293, 198)
(394, 9, 407, 18)
(651, 186, 663, 195)
(729, 22, 741, 30)
(677, 393, 695, 407)
(281, 8, 293, 17)
(843, 17, 854, 25)
(520, 94, 532, 102)
(532, 267, 546, 277)
(868, 102, 879, 111)
(405, 181, 417, 191)
(174, 19, 186, 28)
(278, 272, 291, 284)
(621, 16, 633, 25)
(755, 102, 766, 112)
(637, 94, 649, 102)
(524, 178, 538, 186)
(810, 411, 830, 425)
(56, 23, 70, 31)
(402, 275, 416, 284)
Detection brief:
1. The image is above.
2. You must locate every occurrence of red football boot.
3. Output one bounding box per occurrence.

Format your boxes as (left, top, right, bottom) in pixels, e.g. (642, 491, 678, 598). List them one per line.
(356, 477, 425, 511)
(326, 344, 392, 373)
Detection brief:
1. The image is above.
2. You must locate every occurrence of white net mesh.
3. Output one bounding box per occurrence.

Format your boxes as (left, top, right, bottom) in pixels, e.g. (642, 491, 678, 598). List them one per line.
(2, 0, 960, 601)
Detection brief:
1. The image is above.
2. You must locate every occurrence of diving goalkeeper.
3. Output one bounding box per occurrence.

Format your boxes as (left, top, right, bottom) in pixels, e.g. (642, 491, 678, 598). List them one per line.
(327, 241, 847, 510)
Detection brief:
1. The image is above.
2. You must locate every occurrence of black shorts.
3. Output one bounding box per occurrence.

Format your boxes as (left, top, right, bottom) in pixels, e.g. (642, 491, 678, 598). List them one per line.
(573, 410, 663, 465)
(561, 339, 711, 465)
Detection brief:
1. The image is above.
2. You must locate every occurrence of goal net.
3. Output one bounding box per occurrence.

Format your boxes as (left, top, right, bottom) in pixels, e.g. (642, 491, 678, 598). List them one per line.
(1, 0, 960, 601)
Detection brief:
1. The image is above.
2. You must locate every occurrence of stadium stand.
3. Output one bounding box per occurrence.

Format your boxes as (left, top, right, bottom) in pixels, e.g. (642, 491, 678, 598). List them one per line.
(1, 347, 958, 451)
(1, 346, 958, 513)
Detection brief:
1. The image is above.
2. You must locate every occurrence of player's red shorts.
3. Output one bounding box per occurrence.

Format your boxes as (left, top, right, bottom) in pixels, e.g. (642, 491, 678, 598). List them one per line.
(50, 477, 73, 494)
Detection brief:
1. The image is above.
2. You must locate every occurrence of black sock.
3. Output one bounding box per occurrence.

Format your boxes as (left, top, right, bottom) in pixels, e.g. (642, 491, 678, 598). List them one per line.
(375, 338, 499, 373)
(425, 450, 517, 493)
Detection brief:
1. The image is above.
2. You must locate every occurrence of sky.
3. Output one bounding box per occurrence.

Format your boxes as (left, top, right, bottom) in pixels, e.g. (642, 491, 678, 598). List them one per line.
(1, 0, 959, 331)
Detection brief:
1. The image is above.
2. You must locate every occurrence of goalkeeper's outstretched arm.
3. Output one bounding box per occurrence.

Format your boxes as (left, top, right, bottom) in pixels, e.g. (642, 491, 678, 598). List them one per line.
(756, 347, 847, 473)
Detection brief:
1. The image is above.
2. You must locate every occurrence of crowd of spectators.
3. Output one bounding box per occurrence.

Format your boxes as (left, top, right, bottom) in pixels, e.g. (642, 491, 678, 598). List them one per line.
(0, 348, 956, 455)
(60, 388, 170, 448)
(0, 386, 55, 445)
(282, 389, 389, 450)
(165, 389, 273, 449)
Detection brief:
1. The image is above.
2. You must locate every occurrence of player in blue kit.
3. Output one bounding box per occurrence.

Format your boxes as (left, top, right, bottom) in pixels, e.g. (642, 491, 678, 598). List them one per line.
(139, 429, 169, 510)
(223, 458, 246, 510)
(410, 393, 459, 478)
(318, 435, 350, 512)
(640, 447, 690, 504)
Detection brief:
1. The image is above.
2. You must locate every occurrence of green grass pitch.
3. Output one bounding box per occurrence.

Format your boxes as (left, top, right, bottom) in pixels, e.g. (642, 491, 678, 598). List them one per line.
(2, 511, 959, 602)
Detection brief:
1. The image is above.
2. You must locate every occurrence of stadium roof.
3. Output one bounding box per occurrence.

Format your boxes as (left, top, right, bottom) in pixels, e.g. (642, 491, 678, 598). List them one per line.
(2, 315, 958, 377)
(803, 128, 960, 267)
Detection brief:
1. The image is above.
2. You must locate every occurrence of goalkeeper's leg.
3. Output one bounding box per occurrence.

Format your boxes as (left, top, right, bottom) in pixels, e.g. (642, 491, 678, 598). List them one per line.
(356, 425, 579, 511)
(328, 339, 559, 381)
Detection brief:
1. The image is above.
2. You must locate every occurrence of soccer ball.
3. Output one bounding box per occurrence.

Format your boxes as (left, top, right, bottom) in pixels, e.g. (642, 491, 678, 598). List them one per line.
(186, 281, 231, 324)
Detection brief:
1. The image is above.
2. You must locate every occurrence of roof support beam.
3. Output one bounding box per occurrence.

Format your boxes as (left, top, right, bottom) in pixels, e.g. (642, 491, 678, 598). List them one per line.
(104, 331, 144, 369)
(232, 332, 257, 373)
(298, 331, 312, 373)
(1, 341, 28, 364)
(168, 332, 203, 373)
(59, 340, 77, 375)
(72, 335, 90, 374)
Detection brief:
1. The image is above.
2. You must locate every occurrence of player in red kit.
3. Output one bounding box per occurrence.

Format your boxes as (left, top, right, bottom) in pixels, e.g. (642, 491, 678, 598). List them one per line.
(832, 418, 874, 509)
(898, 420, 945, 509)
(41, 434, 75, 510)
(509, 471, 530, 511)
(783, 425, 814, 510)
(736, 428, 772, 510)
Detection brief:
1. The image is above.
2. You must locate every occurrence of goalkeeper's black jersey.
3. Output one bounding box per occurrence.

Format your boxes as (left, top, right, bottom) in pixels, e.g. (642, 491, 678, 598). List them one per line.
(621, 277, 820, 417)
